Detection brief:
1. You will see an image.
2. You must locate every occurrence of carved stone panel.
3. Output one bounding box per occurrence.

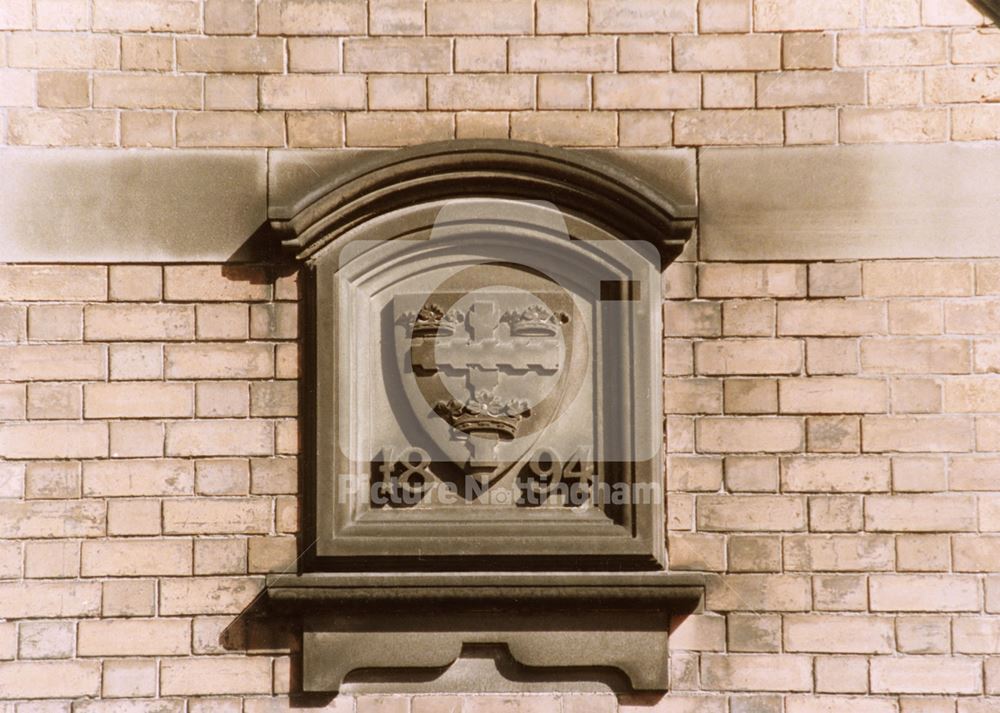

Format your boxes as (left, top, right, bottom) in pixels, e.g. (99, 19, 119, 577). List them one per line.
(265, 140, 702, 692)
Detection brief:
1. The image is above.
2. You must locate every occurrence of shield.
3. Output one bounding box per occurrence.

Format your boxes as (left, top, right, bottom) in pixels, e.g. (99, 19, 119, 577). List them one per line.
(390, 273, 586, 496)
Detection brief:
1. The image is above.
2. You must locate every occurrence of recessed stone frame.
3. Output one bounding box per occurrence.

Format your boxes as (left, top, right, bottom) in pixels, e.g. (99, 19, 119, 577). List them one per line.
(265, 140, 703, 693)
(273, 139, 694, 571)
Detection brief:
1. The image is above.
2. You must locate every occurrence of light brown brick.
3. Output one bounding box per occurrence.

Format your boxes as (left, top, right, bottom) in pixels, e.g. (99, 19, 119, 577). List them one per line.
(897, 534, 950, 573)
(700, 653, 812, 691)
(369, 75, 426, 110)
(695, 339, 803, 375)
(944, 377, 1000, 413)
(594, 73, 700, 109)
(0, 265, 105, 301)
(782, 32, 835, 69)
(177, 112, 285, 148)
(922, 0, 984, 25)
(952, 28, 1000, 63)
(258, 0, 366, 34)
(889, 300, 943, 335)
(893, 456, 946, 492)
(697, 417, 804, 453)
(871, 656, 982, 694)
(675, 34, 780, 71)
(111, 420, 165, 456)
(699, 0, 751, 32)
(26, 382, 81, 419)
(83, 459, 193, 497)
(782, 455, 888, 492)
(177, 37, 283, 73)
(871, 574, 980, 612)
(19, 619, 77, 659)
(724, 456, 778, 492)
(866, 0, 921, 26)
(535, 74, 588, 110)
(697, 495, 805, 530)
(196, 382, 249, 418)
(120, 111, 173, 147)
(24, 540, 79, 578)
(867, 493, 976, 531)
(674, 110, 784, 146)
(195, 538, 247, 575)
(94, 74, 201, 110)
(590, 0, 695, 31)
(166, 419, 273, 457)
(949, 455, 1000, 490)
(160, 657, 271, 695)
(8, 109, 117, 147)
(102, 658, 157, 698)
(841, 108, 948, 144)
(203, 0, 255, 33)
(724, 379, 778, 414)
(0, 500, 103, 538)
(0, 0, 31, 28)
(0, 422, 107, 459)
(261, 75, 365, 110)
(723, 300, 775, 337)
(108, 499, 161, 536)
(205, 74, 257, 108)
(85, 304, 194, 341)
(164, 265, 270, 301)
(784, 534, 894, 571)
(954, 617, 1000, 653)
(102, 579, 156, 617)
(779, 301, 886, 336)
(703, 73, 756, 109)
(0, 344, 107, 381)
(35, 71, 87, 109)
(426, 0, 533, 34)
(953, 105, 1000, 141)
(510, 111, 617, 146)
(754, 0, 862, 30)
(508, 36, 615, 72)
(947, 301, 1000, 334)
(347, 112, 453, 147)
(428, 75, 533, 110)
(0, 581, 100, 618)
(814, 657, 869, 694)
(9, 33, 117, 69)
(809, 263, 861, 297)
(159, 576, 263, 615)
(248, 536, 296, 572)
(618, 36, 671, 71)
(250, 303, 297, 340)
(164, 343, 272, 379)
(370, 0, 424, 34)
(757, 70, 865, 107)
(82, 538, 192, 576)
(163, 498, 270, 534)
(699, 263, 806, 298)
(838, 30, 947, 66)
(0, 661, 101, 699)
(862, 415, 972, 452)
(668, 456, 724, 491)
(954, 535, 1000, 572)
(121, 35, 173, 71)
(784, 613, 893, 652)
(287, 112, 345, 148)
(926, 67, 1000, 104)
(108, 422, 164, 458)
(84, 383, 193, 418)
(869, 68, 923, 106)
(808, 495, 862, 532)
(728, 536, 781, 572)
(78, 619, 190, 656)
(345, 38, 451, 73)
(779, 377, 887, 413)
(27, 304, 82, 341)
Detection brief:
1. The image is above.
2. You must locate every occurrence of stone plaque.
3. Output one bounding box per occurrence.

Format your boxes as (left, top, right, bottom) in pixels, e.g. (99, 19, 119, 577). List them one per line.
(266, 140, 703, 692)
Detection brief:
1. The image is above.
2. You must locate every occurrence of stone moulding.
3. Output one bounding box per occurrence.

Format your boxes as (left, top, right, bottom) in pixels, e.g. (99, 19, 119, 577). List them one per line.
(269, 138, 696, 267)
(265, 139, 702, 692)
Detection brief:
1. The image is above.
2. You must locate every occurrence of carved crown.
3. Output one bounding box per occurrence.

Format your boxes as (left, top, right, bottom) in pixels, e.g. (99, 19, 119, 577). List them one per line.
(408, 304, 463, 337)
(435, 390, 531, 440)
(501, 305, 569, 337)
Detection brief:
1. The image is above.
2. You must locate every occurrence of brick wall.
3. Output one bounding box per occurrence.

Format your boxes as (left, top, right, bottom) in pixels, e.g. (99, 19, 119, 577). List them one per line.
(3, 0, 1000, 711)
(0, 0, 998, 148)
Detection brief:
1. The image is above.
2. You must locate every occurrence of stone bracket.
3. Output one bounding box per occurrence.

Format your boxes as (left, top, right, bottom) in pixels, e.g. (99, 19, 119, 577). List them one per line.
(266, 572, 706, 693)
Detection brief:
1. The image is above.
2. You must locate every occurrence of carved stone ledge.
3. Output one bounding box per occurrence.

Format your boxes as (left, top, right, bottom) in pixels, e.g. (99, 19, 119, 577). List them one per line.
(266, 572, 707, 693)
